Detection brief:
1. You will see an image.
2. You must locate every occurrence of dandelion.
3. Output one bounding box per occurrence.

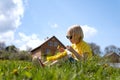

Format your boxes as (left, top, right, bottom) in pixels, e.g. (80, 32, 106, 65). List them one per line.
(12, 69, 18, 75)
(103, 63, 109, 68)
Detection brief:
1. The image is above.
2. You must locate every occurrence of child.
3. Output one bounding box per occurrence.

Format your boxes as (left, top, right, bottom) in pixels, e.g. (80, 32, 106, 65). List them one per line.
(37, 24, 92, 67)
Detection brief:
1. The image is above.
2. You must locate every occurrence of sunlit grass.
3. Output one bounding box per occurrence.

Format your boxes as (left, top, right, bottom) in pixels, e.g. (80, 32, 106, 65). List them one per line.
(0, 56, 120, 80)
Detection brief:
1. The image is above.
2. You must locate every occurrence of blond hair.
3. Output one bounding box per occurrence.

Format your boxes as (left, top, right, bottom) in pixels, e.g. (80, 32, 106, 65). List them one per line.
(67, 24, 84, 41)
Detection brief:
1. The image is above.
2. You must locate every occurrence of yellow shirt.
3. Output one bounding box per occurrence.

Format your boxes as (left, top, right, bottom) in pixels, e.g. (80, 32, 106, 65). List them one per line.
(71, 40, 92, 58)
(47, 40, 92, 61)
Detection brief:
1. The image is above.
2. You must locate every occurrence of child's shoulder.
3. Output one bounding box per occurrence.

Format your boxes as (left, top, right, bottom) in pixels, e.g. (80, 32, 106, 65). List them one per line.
(81, 40, 89, 46)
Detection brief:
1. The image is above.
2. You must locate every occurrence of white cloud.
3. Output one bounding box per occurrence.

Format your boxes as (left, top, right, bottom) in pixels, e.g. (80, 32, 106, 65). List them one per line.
(0, 0, 25, 43)
(15, 32, 44, 50)
(48, 22, 59, 28)
(81, 25, 97, 38)
(0, 31, 14, 44)
(52, 24, 59, 28)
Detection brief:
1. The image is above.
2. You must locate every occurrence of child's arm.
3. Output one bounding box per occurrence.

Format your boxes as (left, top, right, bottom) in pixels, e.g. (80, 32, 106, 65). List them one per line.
(47, 51, 67, 61)
(66, 46, 83, 60)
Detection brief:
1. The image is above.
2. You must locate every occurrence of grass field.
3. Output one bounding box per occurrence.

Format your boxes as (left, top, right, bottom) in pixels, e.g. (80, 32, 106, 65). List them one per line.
(0, 56, 120, 80)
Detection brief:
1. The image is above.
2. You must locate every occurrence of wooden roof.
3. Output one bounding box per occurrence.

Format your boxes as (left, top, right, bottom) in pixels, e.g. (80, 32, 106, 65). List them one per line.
(31, 36, 66, 52)
(104, 52, 120, 57)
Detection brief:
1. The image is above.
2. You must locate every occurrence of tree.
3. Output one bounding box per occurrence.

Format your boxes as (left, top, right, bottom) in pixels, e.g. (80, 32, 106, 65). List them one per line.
(104, 45, 117, 54)
(0, 42, 6, 50)
(26, 46, 32, 52)
(89, 43, 101, 55)
(5, 45, 19, 53)
(117, 48, 120, 55)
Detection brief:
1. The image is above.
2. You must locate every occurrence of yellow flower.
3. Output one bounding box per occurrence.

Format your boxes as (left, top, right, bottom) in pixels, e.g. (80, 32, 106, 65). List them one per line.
(12, 69, 18, 75)
(103, 63, 109, 68)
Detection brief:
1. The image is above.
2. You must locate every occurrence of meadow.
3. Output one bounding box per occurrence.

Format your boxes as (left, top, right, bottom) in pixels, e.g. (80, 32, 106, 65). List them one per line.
(0, 56, 120, 80)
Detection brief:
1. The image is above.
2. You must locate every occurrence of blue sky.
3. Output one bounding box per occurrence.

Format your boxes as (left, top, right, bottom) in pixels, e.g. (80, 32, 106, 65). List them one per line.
(0, 0, 120, 52)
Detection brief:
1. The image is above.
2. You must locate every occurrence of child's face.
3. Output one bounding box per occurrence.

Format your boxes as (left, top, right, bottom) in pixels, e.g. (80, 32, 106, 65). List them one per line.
(67, 25, 83, 44)
(66, 31, 73, 43)
(66, 28, 80, 44)
(66, 33, 75, 44)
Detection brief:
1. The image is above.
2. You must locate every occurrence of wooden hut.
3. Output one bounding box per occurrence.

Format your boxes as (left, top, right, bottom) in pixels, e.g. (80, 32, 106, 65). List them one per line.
(31, 36, 66, 61)
(104, 52, 120, 63)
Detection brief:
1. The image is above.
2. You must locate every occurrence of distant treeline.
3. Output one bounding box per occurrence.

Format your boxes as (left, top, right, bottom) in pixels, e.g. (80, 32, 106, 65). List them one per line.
(0, 42, 120, 61)
(0, 42, 32, 61)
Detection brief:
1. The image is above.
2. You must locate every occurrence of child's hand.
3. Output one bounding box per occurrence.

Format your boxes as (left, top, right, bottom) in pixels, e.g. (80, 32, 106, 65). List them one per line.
(66, 45, 74, 52)
(57, 45, 65, 52)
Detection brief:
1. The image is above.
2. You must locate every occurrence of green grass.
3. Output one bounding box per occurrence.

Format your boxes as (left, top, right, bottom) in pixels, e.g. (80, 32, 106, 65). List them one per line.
(0, 56, 120, 80)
